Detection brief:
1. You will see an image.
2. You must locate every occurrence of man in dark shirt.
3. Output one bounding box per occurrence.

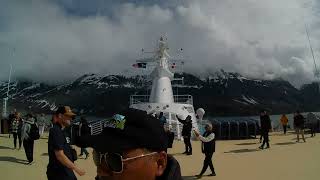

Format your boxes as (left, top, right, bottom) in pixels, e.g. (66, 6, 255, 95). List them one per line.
(294, 110, 306, 142)
(259, 110, 271, 150)
(47, 106, 85, 180)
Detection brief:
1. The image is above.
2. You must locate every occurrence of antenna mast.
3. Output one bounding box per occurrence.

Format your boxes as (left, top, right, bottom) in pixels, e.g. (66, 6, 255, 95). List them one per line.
(305, 23, 319, 78)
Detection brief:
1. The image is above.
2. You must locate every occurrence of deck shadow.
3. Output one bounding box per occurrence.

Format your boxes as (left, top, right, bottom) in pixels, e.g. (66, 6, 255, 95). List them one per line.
(41, 153, 49, 156)
(0, 135, 9, 138)
(274, 142, 296, 146)
(169, 153, 187, 156)
(182, 176, 197, 180)
(224, 148, 259, 153)
(0, 156, 28, 165)
(235, 142, 257, 146)
(0, 145, 11, 150)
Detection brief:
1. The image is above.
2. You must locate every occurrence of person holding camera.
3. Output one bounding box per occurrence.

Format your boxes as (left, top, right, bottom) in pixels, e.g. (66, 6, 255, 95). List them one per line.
(193, 123, 216, 178)
(176, 115, 193, 155)
(47, 106, 85, 180)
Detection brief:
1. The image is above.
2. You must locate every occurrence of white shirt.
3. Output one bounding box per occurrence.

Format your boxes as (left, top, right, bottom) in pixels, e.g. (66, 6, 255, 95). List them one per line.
(198, 132, 215, 142)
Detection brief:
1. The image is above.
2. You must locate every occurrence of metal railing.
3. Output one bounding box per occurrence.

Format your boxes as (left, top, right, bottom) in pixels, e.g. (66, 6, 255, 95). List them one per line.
(90, 120, 104, 135)
(130, 95, 193, 105)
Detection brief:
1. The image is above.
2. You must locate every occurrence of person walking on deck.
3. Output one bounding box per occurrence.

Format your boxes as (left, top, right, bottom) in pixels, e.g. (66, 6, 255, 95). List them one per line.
(21, 114, 36, 164)
(194, 123, 216, 178)
(259, 110, 271, 150)
(38, 113, 46, 137)
(176, 114, 193, 155)
(280, 114, 289, 134)
(159, 112, 167, 126)
(294, 111, 306, 142)
(306, 112, 318, 137)
(47, 106, 85, 180)
(11, 112, 22, 150)
(8, 109, 16, 138)
(78, 117, 90, 159)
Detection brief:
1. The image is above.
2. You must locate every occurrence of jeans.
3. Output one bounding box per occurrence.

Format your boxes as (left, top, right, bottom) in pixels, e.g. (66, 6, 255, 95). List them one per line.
(23, 139, 34, 163)
(261, 131, 270, 148)
(283, 125, 287, 134)
(12, 132, 22, 148)
(296, 128, 305, 142)
(39, 125, 45, 136)
(183, 136, 192, 153)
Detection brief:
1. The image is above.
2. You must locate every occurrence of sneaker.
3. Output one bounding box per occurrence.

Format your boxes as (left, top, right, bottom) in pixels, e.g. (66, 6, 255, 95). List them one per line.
(195, 174, 202, 179)
(259, 146, 263, 150)
(182, 151, 188, 154)
(208, 173, 216, 176)
(27, 161, 34, 165)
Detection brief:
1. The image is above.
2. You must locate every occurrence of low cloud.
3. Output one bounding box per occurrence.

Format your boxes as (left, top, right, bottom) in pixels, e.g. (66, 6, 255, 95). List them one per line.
(0, 0, 319, 86)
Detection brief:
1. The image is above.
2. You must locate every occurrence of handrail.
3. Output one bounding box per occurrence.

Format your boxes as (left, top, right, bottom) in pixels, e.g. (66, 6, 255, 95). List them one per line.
(130, 94, 193, 105)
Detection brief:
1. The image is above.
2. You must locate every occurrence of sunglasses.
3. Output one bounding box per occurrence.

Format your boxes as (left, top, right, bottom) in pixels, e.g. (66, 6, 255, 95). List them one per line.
(93, 150, 157, 173)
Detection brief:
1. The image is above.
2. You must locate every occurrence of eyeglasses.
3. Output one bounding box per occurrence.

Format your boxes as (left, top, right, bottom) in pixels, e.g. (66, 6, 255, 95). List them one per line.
(93, 150, 157, 173)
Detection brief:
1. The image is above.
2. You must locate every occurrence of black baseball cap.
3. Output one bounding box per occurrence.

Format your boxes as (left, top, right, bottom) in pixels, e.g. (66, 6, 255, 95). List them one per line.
(76, 108, 168, 153)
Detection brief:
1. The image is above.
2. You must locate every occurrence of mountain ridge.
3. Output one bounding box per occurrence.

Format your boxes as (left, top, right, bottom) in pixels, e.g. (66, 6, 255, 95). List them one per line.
(1, 70, 319, 116)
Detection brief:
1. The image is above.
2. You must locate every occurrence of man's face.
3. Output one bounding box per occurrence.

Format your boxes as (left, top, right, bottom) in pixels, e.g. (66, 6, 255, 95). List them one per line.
(96, 149, 167, 180)
(60, 114, 73, 127)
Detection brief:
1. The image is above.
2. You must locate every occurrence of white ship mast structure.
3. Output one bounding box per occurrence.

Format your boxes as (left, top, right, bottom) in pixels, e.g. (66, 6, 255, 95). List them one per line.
(130, 37, 205, 140)
(2, 65, 12, 119)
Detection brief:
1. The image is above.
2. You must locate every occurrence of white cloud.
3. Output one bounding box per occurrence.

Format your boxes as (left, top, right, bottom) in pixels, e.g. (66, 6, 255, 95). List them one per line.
(0, 0, 319, 86)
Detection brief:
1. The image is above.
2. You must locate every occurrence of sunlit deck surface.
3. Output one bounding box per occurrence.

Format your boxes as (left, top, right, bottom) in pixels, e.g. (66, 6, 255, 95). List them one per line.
(0, 131, 319, 180)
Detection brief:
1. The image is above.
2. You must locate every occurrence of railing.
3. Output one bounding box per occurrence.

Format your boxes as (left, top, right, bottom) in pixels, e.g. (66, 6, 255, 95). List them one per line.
(90, 120, 104, 135)
(130, 95, 193, 105)
(130, 95, 149, 105)
(174, 95, 193, 105)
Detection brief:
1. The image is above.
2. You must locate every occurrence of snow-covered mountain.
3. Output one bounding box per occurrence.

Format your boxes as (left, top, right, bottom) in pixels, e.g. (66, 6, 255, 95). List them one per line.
(1, 70, 319, 116)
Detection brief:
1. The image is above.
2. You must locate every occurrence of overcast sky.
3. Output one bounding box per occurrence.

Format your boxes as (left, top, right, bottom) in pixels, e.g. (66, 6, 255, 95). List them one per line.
(0, 0, 320, 86)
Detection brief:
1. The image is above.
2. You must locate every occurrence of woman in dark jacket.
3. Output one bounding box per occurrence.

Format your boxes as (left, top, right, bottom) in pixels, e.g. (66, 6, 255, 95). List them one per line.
(176, 115, 192, 155)
(11, 112, 22, 149)
(79, 117, 90, 159)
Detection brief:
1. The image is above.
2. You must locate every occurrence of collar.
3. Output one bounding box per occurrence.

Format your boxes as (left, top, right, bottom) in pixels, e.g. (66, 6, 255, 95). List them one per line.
(53, 123, 63, 129)
(157, 155, 182, 180)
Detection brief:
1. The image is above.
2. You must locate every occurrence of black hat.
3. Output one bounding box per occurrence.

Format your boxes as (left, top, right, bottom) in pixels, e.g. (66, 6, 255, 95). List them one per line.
(76, 108, 168, 153)
(55, 106, 76, 117)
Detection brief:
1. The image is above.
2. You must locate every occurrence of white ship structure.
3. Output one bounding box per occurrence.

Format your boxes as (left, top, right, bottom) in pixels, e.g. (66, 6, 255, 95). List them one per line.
(130, 37, 205, 140)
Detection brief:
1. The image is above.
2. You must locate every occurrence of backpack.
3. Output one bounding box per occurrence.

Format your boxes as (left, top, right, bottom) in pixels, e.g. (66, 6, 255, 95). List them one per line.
(29, 123, 40, 140)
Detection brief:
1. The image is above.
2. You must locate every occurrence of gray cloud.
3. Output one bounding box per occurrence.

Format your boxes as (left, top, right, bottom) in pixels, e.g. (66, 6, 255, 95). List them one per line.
(0, 0, 319, 86)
